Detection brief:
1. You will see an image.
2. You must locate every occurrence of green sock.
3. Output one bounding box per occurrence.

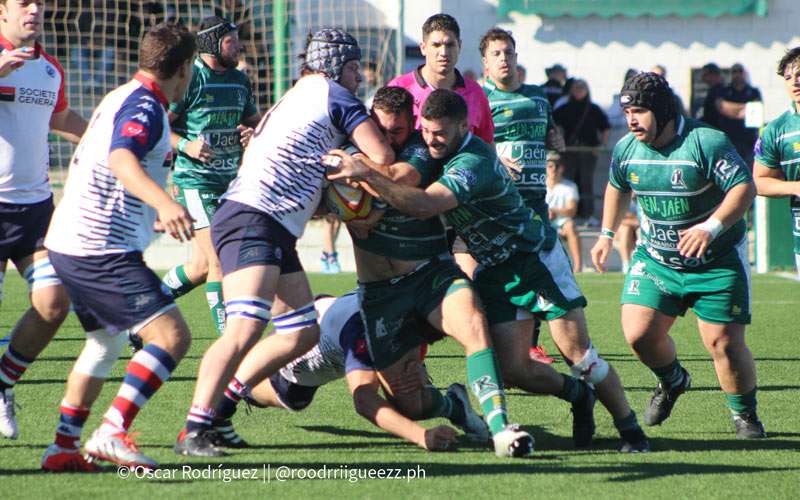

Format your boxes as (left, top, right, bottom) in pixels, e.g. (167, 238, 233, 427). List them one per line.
(724, 387, 758, 415)
(161, 265, 197, 298)
(613, 410, 641, 432)
(466, 348, 508, 435)
(557, 374, 588, 403)
(651, 358, 685, 388)
(206, 281, 225, 335)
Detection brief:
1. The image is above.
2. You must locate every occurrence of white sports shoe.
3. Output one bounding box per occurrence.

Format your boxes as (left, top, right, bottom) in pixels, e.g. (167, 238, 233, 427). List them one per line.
(84, 429, 158, 469)
(493, 424, 534, 458)
(0, 388, 19, 439)
(446, 383, 490, 443)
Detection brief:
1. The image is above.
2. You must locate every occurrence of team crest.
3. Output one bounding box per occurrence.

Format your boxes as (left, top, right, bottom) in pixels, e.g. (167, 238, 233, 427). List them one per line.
(793, 142, 800, 153)
(45, 65, 56, 78)
(671, 169, 687, 189)
(502, 108, 513, 117)
(627, 279, 640, 296)
(629, 172, 639, 184)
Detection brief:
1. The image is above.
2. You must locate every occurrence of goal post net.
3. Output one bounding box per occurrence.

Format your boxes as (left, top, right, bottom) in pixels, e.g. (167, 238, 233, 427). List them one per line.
(42, 0, 403, 190)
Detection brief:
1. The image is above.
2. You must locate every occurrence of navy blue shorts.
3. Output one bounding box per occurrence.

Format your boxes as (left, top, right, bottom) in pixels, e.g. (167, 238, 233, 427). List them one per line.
(0, 196, 54, 262)
(268, 372, 319, 411)
(212, 200, 303, 276)
(49, 251, 175, 335)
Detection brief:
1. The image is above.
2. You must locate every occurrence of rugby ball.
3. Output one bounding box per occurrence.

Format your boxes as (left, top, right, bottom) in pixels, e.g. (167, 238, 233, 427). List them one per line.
(324, 182, 372, 222)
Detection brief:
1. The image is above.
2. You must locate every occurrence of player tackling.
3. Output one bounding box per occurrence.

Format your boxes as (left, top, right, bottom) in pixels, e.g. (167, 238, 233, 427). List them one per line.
(590, 72, 766, 439)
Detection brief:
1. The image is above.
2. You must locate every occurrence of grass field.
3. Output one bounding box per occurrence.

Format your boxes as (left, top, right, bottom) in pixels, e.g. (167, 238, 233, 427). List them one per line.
(0, 271, 798, 498)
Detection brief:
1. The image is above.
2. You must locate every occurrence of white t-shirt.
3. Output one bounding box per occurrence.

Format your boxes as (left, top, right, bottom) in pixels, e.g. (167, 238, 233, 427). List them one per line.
(546, 179, 579, 228)
(0, 37, 67, 204)
(223, 75, 369, 237)
(46, 74, 173, 256)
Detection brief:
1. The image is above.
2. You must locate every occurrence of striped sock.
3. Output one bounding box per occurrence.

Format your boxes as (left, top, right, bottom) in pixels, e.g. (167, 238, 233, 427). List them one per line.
(99, 344, 176, 435)
(0, 347, 33, 388)
(186, 405, 216, 433)
(54, 400, 90, 450)
(216, 377, 249, 420)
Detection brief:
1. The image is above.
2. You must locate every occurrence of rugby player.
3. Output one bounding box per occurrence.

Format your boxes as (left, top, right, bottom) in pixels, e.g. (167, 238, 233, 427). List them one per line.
(160, 17, 261, 335)
(175, 28, 394, 457)
(590, 72, 766, 439)
(41, 23, 197, 471)
(0, 0, 87, 440)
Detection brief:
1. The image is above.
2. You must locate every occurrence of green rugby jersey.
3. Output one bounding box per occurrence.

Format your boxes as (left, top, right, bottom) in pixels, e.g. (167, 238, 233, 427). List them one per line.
(437, 133, 546, 266)
(353, 133, 449, 260)
(754, 104, 800, 254)
(170, 58, 256, 191)
(610, 117, 752, 270)
(483, 79, 557, 247)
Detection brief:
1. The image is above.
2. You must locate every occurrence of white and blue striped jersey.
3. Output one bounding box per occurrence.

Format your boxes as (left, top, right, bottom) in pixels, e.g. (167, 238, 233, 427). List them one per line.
(223, 75, 369, 237)
(279, 293, 374, 387)
(45, 73, 173, 256)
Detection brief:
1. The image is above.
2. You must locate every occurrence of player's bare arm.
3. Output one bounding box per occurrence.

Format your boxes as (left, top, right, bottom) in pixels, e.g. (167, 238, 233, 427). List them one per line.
(753, 161, 800, 197)
(590, 184, 631, 272)
(49, 108, 87, 144)
(348, 119, 395, 166)
(108, 148, 194, 242)
(346, 369, 457, 451)
(677, 182, 755, 259)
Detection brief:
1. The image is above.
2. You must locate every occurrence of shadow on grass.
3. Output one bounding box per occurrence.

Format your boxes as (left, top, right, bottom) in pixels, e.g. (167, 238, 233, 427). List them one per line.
(18, 376, 199, 386)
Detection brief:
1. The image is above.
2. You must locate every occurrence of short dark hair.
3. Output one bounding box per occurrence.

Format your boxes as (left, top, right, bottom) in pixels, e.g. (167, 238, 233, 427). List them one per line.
(372, 86, 414, 120)
(139, 23, 196, 80)
(421, 89, 467, 123)
(777, 47, 800, 76)
(479, 28, 515, 56)
(422, 14, 460, 40)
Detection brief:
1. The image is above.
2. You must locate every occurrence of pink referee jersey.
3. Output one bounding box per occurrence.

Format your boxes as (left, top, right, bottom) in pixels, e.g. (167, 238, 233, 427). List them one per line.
(388, 66, 494, 144)
(0, 34, 68, 204)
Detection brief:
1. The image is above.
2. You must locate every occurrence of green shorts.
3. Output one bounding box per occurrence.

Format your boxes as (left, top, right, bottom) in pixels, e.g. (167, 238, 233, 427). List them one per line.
(359, 257, 469, 370)
(474, 242, 587, 325)
(173, 186, 224, 230)
(622, 242, 751, 324)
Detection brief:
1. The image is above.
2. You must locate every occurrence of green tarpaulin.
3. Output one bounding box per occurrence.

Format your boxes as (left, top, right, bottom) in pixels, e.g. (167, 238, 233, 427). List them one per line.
(498, 0, 768, 18)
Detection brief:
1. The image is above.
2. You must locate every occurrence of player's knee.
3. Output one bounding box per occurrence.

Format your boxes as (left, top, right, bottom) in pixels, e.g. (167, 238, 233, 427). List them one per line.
(273, 303, 319, 353)
(73, 329, 128, 379)
(390, 391, 426, 420)
(31, 286, 70, 324)
(704, 332, 743, 360)
(569, 344, 610, 385)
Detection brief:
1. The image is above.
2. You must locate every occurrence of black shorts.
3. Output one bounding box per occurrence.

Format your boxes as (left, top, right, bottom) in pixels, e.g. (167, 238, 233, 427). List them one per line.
(268, 372, 319, 411)
(212, 200, 303, 276)
(0, 196, 54, 262)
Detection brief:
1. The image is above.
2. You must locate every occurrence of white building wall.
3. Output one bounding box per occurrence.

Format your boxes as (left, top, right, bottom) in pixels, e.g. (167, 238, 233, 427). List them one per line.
(402, 0, 800, 121)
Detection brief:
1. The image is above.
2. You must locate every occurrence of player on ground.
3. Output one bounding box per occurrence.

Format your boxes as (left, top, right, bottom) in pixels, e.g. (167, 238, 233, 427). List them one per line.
(159, 17, 260, 336)
(203, 86, 528, 457)
(40, 23, 198, 472)
(329, 90, 649, 452)
(753, 47, 800, 276)
(0, 0, 88, 440)
(389, 14, 495, 281)
(590, 72, 766, 439)
(480, 28, 567, 363)
(211, 293, 487, 452)
(175, 28, 394, 457)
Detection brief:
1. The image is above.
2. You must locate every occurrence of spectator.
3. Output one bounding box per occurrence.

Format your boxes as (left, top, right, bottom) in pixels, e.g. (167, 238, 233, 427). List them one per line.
(698, 62, 724, 128)
(614, 196, 640, 273)
(608, 68, 639, 128)
(542, 63, 568, 107)
(716, 63, 762, 165)
(553, 79, 610, 224)
(516, 64, 526, 84)
(650, 64, 689, 118)
(545, 152, 582, 273)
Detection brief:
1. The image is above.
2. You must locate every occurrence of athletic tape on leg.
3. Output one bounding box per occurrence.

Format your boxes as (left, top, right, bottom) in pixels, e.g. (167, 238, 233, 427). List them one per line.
(225, 296, 272, 324)
(570, 344, 609, 385)
(73, 329, 128, 378)
(273, 302, 318, 334)
(23, 258, 62, 291)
